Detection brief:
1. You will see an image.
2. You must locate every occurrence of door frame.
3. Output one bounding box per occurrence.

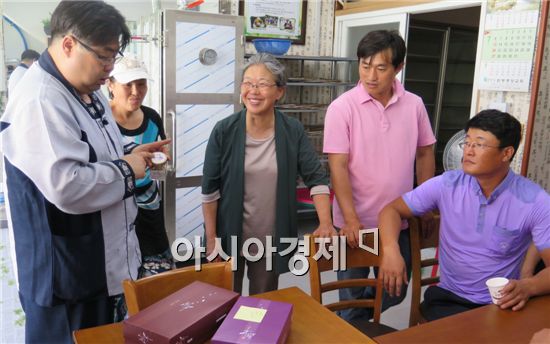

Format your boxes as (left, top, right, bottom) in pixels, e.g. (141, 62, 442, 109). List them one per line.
(334, 1, 483, 84)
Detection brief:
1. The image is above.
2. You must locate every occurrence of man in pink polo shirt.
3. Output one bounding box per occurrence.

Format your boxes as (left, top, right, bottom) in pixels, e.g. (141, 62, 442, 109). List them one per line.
(323, 30, 436, 321)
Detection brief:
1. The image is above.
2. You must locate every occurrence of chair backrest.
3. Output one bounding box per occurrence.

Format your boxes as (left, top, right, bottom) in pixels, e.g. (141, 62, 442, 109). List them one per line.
(408, 215, 440, 326)
(123, 261, 233, 316)
(306, 234, 384, 323)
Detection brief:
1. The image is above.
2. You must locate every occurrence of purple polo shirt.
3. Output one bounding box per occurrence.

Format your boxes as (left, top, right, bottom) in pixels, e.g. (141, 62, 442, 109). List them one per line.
(403, 169, 550, 304)
(324, 80, 435, 229)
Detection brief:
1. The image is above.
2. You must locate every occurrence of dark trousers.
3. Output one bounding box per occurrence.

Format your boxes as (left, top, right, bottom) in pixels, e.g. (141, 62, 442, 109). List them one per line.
(134, 203, 170, 256)
(19, 292, 111, 344)
(534, 259, 545, 275)
(234, 256, 279, 295)
(337, 229, 412, 321)
(420, 285, 484, 321)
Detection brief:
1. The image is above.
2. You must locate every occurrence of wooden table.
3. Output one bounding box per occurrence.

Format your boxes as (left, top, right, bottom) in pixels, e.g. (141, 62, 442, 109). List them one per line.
(73, 286, 374, 343)
(375, 295, 550, 343)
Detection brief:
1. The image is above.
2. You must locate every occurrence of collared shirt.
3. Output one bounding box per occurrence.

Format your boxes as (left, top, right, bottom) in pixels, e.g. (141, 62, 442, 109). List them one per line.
(323, 79, 436, 228)
(403, 169, 550, 304)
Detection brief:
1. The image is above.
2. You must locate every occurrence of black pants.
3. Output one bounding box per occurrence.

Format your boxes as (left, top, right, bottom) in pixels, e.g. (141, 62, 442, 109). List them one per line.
(534, 259, 546, 275)
(134, 203, 170, 256)
(420, 285, 484, 322)
(19, 292, 112, 344)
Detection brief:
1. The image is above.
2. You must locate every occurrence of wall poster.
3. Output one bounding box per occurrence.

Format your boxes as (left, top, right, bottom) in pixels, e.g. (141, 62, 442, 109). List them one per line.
(239, 0, 307, 44)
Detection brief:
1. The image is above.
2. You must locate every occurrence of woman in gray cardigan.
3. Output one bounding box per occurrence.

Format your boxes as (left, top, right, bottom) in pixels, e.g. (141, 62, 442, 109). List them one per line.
(202, 53, 336, 294)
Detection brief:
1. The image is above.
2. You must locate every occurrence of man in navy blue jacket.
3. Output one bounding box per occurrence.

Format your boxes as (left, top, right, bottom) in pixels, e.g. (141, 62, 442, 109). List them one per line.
(1, 1, 168, 342)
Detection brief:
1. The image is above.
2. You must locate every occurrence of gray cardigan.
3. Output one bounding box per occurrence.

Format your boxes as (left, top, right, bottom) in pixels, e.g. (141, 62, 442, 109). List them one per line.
(202, 109, 328, 273)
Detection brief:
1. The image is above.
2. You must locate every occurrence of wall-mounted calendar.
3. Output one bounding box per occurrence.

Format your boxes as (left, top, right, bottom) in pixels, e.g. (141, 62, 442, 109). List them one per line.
(478, 0, 540, 92)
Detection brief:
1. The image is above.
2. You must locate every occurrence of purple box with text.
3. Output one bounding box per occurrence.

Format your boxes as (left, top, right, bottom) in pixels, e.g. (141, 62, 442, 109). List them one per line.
(211, 296, 293, 344)
(123, 281, 239, 344)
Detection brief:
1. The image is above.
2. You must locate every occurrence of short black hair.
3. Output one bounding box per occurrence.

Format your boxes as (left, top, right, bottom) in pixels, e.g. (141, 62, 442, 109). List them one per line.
(465, 109, 522, 161)
(357, 30, 406, 68)
(21, 49, 40, 61)
(50, 1, 130, 51)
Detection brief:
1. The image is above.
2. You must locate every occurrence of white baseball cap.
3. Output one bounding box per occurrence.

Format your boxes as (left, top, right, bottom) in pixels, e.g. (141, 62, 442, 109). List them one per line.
(110, 54, 152, 83)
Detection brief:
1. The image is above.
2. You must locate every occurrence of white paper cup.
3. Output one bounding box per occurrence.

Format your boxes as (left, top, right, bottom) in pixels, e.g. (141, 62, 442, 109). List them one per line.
(485, 277, 509, 304)
(150, 152, 168, 180)
(151, 152, 167, 167)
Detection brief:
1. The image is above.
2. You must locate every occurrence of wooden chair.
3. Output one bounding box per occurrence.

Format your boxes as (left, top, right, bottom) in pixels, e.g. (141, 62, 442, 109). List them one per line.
(306, 234, 396, 337)
(123, 260, 233, 316)
(408, 214, 440, 326)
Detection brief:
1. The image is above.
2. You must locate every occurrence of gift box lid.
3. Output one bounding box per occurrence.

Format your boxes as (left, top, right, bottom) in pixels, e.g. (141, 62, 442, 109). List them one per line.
(124, 281, 239, 343)
(212, 296, 293, 344)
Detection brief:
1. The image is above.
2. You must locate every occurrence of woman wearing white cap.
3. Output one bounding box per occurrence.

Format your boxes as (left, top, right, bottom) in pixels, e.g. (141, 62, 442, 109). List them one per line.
(108, 55, 174, 278)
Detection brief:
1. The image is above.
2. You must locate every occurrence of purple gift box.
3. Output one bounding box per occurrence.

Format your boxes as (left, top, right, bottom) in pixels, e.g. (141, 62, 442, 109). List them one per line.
(211, 296, 293, 344)
(123, 281, 239, 344)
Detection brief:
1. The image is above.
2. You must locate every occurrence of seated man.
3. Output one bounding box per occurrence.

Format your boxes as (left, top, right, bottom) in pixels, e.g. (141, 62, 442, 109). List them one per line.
(378, 109, 550, 321)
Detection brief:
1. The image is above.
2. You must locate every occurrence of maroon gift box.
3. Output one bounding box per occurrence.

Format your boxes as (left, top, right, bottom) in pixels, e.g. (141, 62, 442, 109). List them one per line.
(211, 296, 293, 344)
(123, 281, 239, 344)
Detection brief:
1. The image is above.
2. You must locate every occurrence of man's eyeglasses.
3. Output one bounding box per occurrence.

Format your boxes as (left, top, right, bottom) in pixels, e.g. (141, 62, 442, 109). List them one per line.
(458, 141, 501, 151)
(72, 35, 123, 65)
(241, 81, 277, 90)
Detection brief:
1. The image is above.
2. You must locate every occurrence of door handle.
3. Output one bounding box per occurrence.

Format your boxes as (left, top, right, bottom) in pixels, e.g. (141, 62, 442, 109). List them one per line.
(167, 110, 176, 173)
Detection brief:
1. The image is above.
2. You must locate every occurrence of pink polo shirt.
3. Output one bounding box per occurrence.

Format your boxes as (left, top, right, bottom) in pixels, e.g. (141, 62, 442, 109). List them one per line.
(324, 80, 436, 228)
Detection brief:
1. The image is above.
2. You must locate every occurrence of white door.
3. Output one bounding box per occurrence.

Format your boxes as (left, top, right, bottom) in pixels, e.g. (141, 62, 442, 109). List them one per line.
(334, 13, 409, 82)
(162, 10, 244, 245)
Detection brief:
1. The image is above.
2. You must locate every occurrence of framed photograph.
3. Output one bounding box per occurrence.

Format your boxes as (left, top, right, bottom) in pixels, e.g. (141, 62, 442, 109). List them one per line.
(239, 0, 307, 44)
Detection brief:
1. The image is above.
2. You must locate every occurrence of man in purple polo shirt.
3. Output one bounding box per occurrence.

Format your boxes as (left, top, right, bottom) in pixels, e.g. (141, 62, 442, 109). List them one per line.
(379, 109, 550, 321)
(323, 30, 436, 321)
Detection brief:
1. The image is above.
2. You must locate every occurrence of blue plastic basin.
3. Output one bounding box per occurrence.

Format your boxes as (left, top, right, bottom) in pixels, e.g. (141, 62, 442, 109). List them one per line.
(252, 39, 292, 56)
